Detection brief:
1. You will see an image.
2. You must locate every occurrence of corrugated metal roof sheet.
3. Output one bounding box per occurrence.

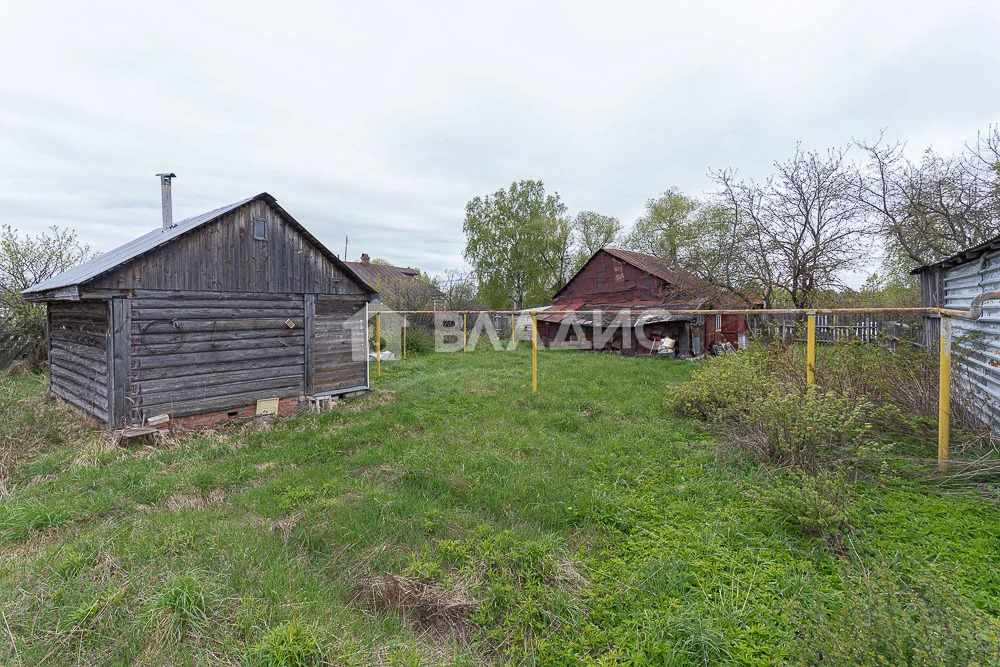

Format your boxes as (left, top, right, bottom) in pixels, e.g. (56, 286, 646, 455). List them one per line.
(537, 305, 700, 326)
(23, 193, 376, 296)
(911, 230, 1000, 274)
(23, 197, 256, 294)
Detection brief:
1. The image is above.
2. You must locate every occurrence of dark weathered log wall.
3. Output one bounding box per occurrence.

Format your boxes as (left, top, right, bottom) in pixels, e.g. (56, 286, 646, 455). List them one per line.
(128, 290, 307, 421)
(48, 301, 109, 421)
(90, 198, 367, 295)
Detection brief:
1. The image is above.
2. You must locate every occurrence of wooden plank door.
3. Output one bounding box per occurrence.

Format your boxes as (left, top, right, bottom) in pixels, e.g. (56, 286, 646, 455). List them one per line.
(313, 300, 367, 393)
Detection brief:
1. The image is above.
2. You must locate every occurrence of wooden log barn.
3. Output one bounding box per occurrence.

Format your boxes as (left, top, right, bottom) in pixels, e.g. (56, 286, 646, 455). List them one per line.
(536, 248, 747, 357)
(22, 178, 376, 430)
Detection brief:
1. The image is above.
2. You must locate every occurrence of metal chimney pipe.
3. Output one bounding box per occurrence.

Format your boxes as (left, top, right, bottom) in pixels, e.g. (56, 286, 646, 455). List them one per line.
(156, 172, 177, 231)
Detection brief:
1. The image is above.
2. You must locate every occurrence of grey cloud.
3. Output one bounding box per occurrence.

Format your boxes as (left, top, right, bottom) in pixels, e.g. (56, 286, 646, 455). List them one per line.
(1, 1, 999, 282)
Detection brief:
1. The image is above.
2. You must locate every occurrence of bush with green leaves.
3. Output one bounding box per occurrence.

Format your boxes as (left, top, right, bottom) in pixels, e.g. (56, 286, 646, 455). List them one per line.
(403, 326, 433, 354)
(794, 567, 1000, 665)
(667, 343, 784, 423)
(746, 385, 876, 468)
(756, 467, 856, 552)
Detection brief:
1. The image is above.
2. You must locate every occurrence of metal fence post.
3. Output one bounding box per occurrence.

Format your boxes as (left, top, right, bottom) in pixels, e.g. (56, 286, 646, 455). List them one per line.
(511, 312, 516, 349)
(531, 312, 538, 393)
(463, 313, 467, 353)
(806, 311, 816, 386)
(375, 311, 381, 377)
(403, 313, 407, 363)
(939, 314, 952, 471)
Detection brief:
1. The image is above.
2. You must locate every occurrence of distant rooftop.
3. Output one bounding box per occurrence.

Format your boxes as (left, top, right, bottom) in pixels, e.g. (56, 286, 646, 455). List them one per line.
(344, 254, 445, 298)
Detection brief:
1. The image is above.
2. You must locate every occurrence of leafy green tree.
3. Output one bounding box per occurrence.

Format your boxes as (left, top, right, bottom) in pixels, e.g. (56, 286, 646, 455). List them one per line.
(0, 225, 91, 371)
(624, 188, 701, 263)
(462, 180, 568, 309)
(571, 211, 621, 270)
(621, 191, 758, 304)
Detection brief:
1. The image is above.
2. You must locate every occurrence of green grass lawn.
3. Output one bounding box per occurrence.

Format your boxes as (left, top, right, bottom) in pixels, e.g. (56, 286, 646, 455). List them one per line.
(1, 350, 998, 665)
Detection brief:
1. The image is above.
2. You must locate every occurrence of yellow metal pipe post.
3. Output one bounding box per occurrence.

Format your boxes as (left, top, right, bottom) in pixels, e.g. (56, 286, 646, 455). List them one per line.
(806, 311, 816, 386)
(375, 311, 381, 377)
(463, 313, 467, 353)
(402, 313, 407, 363)
(531, 312, 538, 393)
(939, 314, 952, 471)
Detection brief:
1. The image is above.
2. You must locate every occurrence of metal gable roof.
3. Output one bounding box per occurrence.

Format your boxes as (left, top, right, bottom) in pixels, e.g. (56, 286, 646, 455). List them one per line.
(343, 261, 446, 298)
(23, 193, 376, 296)
(552, 247, 713, 301)
(23, 197, 256, 294)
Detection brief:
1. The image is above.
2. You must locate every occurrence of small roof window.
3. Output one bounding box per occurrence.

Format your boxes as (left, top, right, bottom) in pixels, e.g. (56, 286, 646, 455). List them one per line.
(253, 217, 267, 240)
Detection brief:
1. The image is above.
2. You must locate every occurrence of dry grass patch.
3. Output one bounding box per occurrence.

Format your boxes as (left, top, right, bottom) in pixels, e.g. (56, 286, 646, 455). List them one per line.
(340, 389, 396, 413)
(0, 523, 86, 569)
(164, 489, 229, 512)
(269, 516, 298, 540)
(363, 463, 407, 484)
(553, 558, 590, 592)
(351, 573, 479, 635)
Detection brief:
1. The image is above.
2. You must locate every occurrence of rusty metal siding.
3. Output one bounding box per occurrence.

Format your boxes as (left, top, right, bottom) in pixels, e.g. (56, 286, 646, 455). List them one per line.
(944, 250, 1000, 428)
(554, 251, 660, 306)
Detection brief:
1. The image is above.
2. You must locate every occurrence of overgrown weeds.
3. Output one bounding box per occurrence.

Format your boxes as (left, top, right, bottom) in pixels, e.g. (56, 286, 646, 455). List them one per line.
(250, 618, 325, 666)
(0, 373, 102, 489)
(755, 467, 857, 554)
(1, 350, 998, 664)
(794, 566, 1000, 665)
(670, 341, 997, 552)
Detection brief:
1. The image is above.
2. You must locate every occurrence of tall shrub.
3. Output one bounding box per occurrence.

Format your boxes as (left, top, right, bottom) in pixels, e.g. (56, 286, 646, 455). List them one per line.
(0, 225, 90, 371)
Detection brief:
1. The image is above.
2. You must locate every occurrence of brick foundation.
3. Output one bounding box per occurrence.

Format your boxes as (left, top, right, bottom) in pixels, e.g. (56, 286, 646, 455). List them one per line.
(158, 396, 304, 431)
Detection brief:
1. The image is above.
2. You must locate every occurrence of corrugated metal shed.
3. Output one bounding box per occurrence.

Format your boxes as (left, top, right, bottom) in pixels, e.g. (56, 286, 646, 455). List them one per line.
(942, 249, 1000, 427)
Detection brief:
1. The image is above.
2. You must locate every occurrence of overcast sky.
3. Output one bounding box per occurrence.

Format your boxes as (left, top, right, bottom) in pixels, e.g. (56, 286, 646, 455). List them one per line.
(2, 1, 999, 286)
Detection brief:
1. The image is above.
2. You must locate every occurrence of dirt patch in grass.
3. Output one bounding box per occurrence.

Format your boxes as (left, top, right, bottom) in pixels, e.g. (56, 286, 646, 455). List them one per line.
(363, 464, 407, 484)
(351, 573, 479, 635)
(269, 516, 298, 540)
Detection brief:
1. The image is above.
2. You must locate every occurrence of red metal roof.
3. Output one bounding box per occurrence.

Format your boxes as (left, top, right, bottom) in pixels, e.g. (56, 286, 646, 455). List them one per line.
(600, 248, 703, 288)
(552, 248, 716, 301)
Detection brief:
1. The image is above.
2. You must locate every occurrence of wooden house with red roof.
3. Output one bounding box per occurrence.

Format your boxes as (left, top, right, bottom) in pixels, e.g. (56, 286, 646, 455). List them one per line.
(536, 248, 747, 357)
